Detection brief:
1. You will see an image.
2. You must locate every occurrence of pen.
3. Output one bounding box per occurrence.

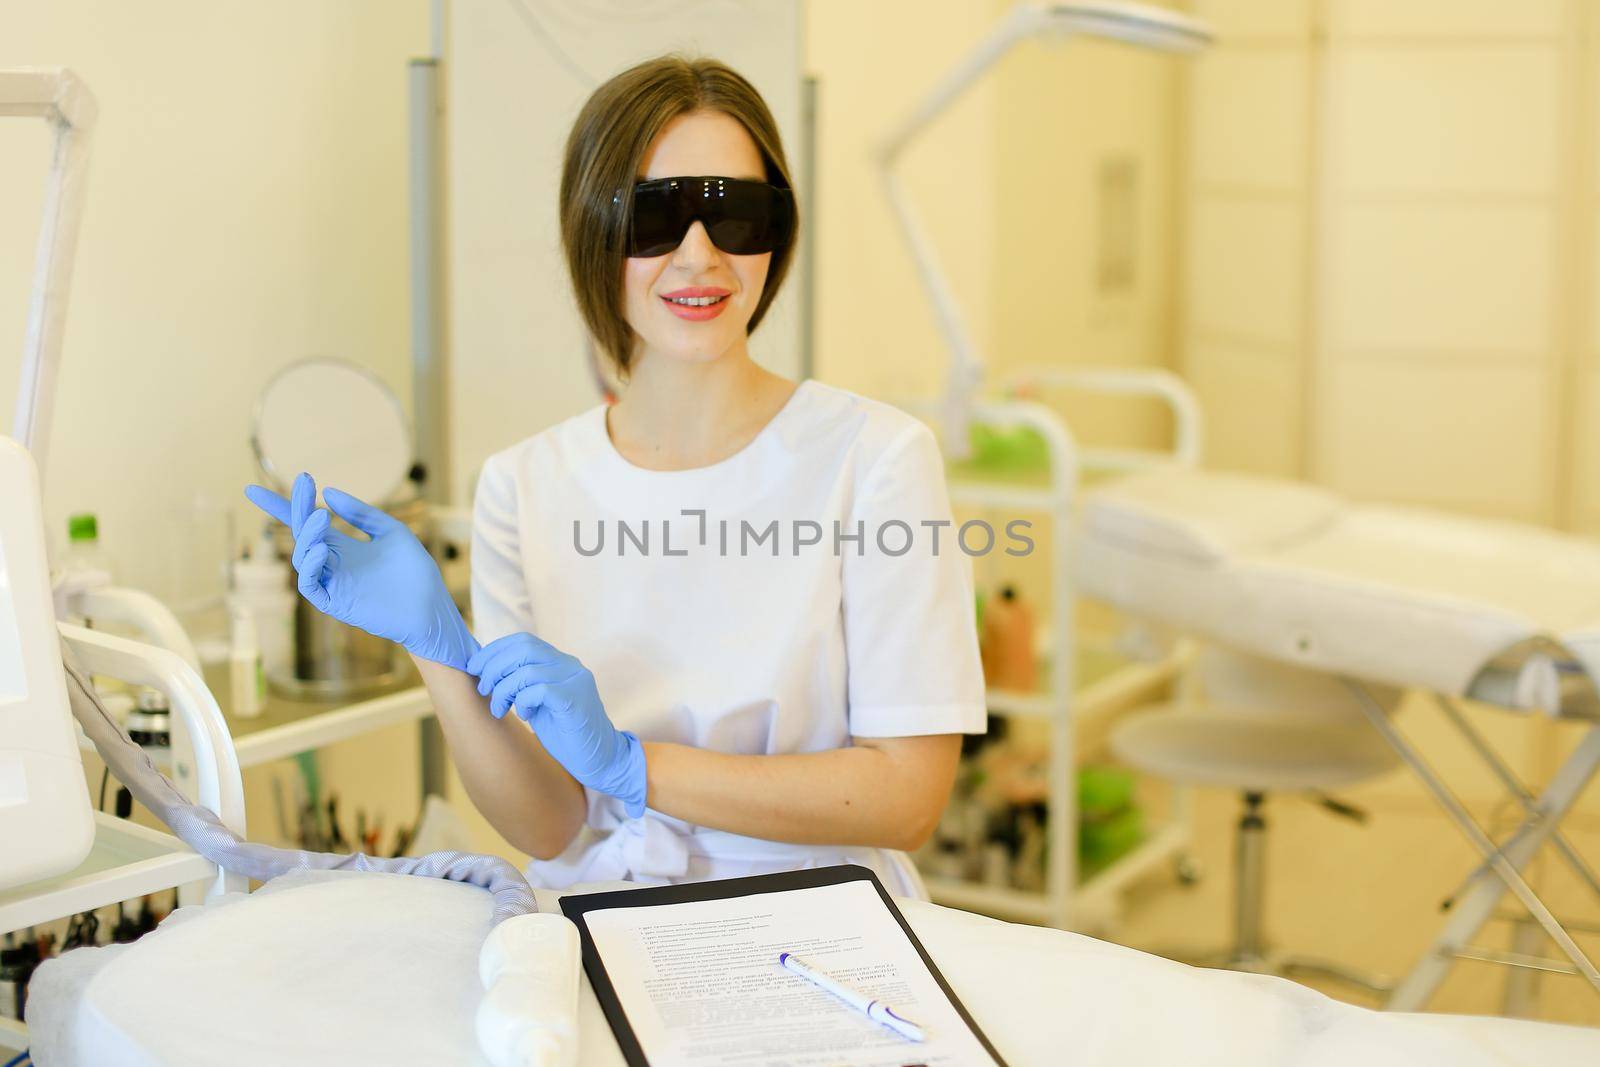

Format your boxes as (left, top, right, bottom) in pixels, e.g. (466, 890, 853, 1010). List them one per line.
(777, 952, 926, 1042)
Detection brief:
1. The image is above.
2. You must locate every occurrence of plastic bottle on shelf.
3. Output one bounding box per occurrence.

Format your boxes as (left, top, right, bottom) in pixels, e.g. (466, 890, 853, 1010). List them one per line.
(58, 512, 114, 593)
(229, 529, 294, 682)
(229, 608, 265, 718)
(980, 584, 1037, 691)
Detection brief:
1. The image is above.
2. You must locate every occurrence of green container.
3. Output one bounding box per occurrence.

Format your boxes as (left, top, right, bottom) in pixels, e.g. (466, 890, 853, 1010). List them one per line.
(68, 512, 99, 543)
(1078, 765, 1136, 821)
(1080, 806, 1145, 874)
(968, 423, 1050, 473)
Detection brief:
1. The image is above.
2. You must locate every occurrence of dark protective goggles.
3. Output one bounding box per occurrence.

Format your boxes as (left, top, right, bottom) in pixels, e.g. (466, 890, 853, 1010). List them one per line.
(618, 176, 795, 258)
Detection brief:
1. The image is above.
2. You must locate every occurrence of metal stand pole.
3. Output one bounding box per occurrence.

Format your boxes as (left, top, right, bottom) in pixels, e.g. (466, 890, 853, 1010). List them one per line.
(409, 45, 451, 799)
(1434, 695, 1600, 900)
(1234, 792, 1267, 963)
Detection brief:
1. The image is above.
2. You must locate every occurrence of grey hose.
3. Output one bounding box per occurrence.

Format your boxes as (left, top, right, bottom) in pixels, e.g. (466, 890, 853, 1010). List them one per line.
(62, 638, 539, 924)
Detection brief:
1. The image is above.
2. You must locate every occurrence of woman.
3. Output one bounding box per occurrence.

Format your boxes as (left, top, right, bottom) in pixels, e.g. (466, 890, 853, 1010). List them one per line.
(248, 55, 984, 895)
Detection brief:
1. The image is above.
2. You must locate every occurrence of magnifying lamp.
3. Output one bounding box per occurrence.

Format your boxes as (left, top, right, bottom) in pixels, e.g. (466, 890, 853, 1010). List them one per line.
(876, 2, 1211, 456)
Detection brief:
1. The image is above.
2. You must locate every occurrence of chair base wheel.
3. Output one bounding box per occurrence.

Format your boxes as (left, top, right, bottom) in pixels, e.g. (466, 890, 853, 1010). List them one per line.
(1173, 852, 1202, 887)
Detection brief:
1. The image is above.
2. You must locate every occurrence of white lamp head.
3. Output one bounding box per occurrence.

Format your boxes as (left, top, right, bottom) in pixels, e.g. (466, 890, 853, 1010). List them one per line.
(1037, 2, 1212, 52)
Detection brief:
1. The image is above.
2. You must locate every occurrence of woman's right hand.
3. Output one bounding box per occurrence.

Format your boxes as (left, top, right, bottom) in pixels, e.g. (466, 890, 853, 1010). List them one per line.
(245, 472, 480, 673)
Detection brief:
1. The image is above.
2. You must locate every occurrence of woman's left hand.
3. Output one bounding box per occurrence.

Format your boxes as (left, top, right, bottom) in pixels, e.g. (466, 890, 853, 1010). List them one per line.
(467, 633, 647, 818)
(246, 473, 479, 673)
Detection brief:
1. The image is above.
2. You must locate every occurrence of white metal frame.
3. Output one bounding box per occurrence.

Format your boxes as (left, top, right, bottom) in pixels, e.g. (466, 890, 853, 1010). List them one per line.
(66, 587, 203, 673)
(919, 366, 1202, 929)
(1006, 365, 1204, 473)
(229, 685, 435, 767)
(1, 68, 95, 479)
(60, 624, 248, 858)
(0, 626, 246, 1051)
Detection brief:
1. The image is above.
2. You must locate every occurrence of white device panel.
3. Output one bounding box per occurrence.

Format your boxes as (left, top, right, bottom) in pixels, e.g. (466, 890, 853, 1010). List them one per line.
(0, 434, 94, 891)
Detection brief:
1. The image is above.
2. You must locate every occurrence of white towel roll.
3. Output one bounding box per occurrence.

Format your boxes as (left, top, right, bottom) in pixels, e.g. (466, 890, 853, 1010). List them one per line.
(476, 912, 582, 1067)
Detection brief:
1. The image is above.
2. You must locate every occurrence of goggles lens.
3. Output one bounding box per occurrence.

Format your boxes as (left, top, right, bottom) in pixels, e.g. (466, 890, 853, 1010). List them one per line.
(623, 176, 794, 258)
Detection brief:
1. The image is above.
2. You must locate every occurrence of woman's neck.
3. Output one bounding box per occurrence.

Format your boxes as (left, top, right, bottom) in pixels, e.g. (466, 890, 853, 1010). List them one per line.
(606, 349, 797, 471)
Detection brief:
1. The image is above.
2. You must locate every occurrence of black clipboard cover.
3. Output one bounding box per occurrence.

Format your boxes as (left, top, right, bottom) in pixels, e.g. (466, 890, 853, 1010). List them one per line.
(559, 863, 1009, 1067)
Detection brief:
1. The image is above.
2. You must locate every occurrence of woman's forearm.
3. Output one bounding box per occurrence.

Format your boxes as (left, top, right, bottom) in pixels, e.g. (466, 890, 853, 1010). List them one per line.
(409, 654, 587, 859)
(640, 735, 962, 852)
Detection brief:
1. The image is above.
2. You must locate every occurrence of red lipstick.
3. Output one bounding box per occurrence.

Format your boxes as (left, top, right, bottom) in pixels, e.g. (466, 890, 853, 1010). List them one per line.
(660, 286, 731, 321)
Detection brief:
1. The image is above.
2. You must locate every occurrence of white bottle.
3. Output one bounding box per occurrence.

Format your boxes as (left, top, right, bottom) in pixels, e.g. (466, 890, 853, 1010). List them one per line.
(229, 609, 265, 718)
(64, 512, 113, 580)
(230, 530, 294, 682)
(55, 512, 115, 616)
(476, 914, 581, 1067)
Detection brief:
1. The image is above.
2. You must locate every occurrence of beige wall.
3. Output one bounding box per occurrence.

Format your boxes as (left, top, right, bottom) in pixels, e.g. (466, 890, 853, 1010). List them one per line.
(1313, 1, 1574, 524)
(1181, 0, 1311, 477)
(805, 0, 1187, 645)
(992, 18, 1185, 450)
(1184, 0, 1595, 526)
(1576, 7, 1600, 537)
(0, 1, 427, 595)
(807, 0, 1186, 437)
(804, 0, 998, 403)
(1, 2, 431, 851)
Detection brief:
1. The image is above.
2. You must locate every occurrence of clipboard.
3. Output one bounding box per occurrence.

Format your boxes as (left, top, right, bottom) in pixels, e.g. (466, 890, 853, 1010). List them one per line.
(560, 863, 1009, 1066)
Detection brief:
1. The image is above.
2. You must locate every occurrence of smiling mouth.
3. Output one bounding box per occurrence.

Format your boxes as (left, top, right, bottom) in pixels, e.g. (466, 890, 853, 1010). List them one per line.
(663, 294, 727, 306)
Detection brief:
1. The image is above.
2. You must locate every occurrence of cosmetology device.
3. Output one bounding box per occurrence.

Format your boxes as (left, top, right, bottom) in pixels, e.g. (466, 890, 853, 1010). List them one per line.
(4, 432, 576, 1064)
(0, 436, 95, 892)
(3, 65, 577, 1064)
(1, 67, 97, 894)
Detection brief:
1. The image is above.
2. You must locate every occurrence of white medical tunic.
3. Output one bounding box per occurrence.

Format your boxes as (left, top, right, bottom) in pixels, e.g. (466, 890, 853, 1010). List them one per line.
(469, 380, 986, 895)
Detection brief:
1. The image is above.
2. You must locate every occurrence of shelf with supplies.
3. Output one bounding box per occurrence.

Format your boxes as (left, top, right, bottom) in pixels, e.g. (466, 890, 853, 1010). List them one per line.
(985, 644, 1185, 723)
(2, 625, 250, 1054)
(912, 382, 1201, 931)
(93, 662, 436, 772)
(0, 813, 216, 938)
(923, 816, 1191, 926)
(200, 660, 434, 769)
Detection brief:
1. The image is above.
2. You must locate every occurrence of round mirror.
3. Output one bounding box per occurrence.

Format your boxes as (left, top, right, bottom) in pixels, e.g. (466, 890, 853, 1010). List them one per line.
(252, 359, 412, 504)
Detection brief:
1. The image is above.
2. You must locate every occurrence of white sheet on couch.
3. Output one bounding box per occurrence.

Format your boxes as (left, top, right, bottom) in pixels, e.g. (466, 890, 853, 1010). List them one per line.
(24, 870, 1600, 1066)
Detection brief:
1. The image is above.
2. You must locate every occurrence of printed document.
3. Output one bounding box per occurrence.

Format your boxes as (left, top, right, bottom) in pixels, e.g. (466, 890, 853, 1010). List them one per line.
(582, 879, 1003, 1066)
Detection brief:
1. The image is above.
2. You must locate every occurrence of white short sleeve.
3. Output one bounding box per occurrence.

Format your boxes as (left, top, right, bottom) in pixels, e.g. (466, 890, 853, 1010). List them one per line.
(470, 454, 535, 645)
(842, 423, 987, 738)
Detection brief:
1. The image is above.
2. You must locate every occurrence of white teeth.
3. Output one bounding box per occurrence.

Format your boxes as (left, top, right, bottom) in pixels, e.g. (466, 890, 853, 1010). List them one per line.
(666, 295, 726, 306)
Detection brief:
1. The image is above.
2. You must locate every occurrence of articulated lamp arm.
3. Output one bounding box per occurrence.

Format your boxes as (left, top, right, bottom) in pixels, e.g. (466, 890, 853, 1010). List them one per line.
(874, 3, 1209, 457)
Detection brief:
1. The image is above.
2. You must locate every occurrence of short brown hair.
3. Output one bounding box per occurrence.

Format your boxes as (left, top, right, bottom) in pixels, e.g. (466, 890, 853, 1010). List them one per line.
(558, 55, 798, 375)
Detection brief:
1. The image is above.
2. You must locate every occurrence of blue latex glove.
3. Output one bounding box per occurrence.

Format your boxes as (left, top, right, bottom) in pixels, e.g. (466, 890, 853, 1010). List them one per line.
(468, 633, 648, 819)
(245, 472, 480, 672)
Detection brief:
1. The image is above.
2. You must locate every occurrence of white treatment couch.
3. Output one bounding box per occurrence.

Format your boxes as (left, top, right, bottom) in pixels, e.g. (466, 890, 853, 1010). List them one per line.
(1077, 467, 1600, 1009)
(24, 869, 1600, 1065)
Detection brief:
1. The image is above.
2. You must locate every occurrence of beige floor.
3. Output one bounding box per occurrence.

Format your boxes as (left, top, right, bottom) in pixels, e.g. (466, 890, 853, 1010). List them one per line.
(1104, 774, 1600, 1027)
